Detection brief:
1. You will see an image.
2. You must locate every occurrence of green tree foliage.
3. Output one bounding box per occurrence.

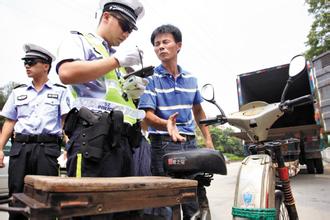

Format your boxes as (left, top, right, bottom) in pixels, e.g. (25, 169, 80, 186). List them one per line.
(196, 125, 244, 156)
(305, 0, 330, 59)
(0, 91, 6, 110)
(0, 82, 19, 127)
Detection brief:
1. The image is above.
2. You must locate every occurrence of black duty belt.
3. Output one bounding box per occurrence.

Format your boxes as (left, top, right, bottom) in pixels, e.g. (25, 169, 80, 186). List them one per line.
(149, 134, 195, 143)
(14, 134, 62, 144)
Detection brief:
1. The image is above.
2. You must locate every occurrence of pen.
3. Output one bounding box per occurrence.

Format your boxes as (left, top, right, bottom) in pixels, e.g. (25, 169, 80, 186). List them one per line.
(136, 45, 143, 69)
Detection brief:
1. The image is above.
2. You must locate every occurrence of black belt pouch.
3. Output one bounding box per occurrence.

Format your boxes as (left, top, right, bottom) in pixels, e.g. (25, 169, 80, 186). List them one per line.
(127, 121, 142, 148)
(79, 112, 111, 162)
(63, 108, 79, 138)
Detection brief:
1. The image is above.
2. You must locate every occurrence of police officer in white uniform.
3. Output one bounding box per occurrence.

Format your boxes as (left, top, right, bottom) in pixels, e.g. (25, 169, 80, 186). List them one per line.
(56, 0, 147, 219)
(0, 43, 72, 220)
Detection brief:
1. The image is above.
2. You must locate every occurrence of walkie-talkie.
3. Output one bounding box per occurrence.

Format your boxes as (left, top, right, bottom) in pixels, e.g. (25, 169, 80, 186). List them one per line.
(123, 66, 154, 80)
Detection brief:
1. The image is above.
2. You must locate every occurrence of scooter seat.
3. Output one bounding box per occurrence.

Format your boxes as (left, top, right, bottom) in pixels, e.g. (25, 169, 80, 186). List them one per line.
(163, 148, 227, 176)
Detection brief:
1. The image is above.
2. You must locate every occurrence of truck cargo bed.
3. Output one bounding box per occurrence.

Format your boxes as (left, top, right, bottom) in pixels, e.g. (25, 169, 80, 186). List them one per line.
(237, 64, 315, 129)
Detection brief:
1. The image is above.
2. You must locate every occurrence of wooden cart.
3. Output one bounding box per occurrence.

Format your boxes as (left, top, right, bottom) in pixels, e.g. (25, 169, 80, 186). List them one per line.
(9, 175, 197, 219)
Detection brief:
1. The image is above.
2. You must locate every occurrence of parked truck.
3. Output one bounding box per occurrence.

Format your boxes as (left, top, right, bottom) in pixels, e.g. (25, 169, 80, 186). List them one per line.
(235, 51, 330, 174)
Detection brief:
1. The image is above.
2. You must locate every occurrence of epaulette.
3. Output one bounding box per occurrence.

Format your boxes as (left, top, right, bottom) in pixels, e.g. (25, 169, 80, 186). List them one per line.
(54, 83, 67, 89)
(13, 84, 27, 89)
(70, 30, 83, 35)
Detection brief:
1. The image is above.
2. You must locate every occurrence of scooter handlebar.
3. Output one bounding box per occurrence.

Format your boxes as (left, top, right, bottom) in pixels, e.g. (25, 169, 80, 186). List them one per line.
(199, 115, 227, 126)
(280, 94, 313, 111)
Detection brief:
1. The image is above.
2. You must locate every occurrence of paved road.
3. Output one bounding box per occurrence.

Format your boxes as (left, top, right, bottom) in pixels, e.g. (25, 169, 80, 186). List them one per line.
(207, 161, 330, 219)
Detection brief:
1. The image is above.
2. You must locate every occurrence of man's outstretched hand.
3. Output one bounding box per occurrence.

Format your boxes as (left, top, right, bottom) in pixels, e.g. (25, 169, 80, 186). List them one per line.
(167, 112, 186, 142)
(0, 150, 5, 168)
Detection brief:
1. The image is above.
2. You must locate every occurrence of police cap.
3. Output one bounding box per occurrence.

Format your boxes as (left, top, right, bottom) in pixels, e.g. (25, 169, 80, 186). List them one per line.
(21, 43, 55, 63)
(99, 0, 144, 30)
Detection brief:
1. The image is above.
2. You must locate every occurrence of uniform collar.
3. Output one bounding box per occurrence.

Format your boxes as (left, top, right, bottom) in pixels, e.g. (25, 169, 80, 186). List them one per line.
(155, 64, 187, 77)
(27, 80, 53, 90)
(44, 80, 54, 88)
(90, 32, 116, 54)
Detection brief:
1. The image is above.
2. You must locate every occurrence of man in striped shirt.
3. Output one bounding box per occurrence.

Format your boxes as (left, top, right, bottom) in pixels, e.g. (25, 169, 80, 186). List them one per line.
(138, 24, 214, 220)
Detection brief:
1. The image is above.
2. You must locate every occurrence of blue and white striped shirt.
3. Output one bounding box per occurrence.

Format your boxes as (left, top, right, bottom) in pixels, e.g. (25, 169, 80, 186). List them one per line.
(138, 65, 203, 135)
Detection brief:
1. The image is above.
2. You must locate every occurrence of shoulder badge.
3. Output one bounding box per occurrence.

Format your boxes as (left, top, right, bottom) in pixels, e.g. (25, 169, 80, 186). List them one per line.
(70, 30, 83, 35)
(54, 83, 67, 89)
(13, 84, 27, 89)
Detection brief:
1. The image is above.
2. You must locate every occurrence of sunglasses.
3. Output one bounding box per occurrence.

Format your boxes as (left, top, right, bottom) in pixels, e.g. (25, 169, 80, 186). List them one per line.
(23, 58, 45, 67)
(112, 14, 134, 33)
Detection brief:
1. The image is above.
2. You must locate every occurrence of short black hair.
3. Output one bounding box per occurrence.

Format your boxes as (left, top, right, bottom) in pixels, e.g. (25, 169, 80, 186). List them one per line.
(150, 24, 182, 46)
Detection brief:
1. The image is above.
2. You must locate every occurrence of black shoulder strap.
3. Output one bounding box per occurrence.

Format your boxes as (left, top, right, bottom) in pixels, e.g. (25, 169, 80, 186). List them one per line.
(13, 84, 27, 89)
(54, 83, 67, 89)
(70, 30, 83, 35)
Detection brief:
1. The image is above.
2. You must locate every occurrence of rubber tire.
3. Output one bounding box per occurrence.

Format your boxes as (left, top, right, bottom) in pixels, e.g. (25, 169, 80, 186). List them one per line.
(190, 208, 211, 220)
(275, 191, 290, 220)
(205, 208, 211, 220)
(306, 159, 315, 174)
(201, 208, 211, 220)
(314, 158, 324, 174)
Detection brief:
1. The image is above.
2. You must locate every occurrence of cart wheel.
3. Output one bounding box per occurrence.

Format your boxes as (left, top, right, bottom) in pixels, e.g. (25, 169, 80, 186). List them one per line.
(306, 159, 315, 174)
(314, 158, 324, 174)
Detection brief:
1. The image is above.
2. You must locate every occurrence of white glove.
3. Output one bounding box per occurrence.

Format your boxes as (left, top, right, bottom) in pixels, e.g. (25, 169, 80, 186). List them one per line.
(123, 75, 149, 99)
(113, 48, 143, 67)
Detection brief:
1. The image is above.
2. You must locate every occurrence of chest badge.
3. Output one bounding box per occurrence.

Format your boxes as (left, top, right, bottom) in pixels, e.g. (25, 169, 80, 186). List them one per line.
(17, 95, 27, 101)
(47, 93, 59, 99)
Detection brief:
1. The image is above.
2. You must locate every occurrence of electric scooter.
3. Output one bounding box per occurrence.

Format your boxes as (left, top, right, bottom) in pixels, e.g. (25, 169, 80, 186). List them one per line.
(199, 55, 311, 220)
